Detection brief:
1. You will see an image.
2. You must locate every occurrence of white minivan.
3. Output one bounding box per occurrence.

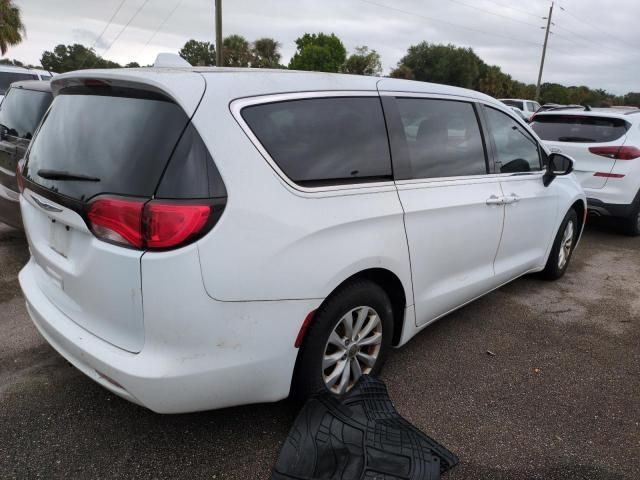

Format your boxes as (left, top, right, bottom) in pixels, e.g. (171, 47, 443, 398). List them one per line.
(0, 65, 53, 102)
(18, 67, 586, 413)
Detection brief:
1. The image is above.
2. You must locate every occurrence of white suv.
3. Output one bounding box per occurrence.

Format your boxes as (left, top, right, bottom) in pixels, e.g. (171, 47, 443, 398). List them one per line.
(499, 99, 541, 121)
(531, 108, 640, 235)
(0, 65, 53, 102)
(18, 67, 585, 413)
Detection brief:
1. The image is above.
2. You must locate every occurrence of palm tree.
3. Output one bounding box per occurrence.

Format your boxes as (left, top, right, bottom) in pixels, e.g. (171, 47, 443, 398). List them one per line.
(0, 0, 26, 55)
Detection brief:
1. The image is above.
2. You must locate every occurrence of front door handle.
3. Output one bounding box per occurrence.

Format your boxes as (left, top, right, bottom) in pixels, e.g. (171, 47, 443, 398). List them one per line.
(503, 194, 521, 205)
(486, 195, 504, 206)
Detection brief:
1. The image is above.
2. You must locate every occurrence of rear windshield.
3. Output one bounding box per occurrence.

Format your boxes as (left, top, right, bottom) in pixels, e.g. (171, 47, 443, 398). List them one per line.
(23, 87, 189, 201)
(0, 88, 52, 139)
(241, 97, 392, 186)
(501, 100, 524, 110)
(531, 115, 629, 143)
(0, 72, 38, 95)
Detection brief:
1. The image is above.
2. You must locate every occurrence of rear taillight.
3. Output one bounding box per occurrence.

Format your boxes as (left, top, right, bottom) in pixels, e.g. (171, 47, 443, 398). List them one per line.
(16, 160, 24, 193)
(589, 146, 640, 160)
(143, 203, 210, 249)
(87, 198, 144, 248)
(87, 197, 215, 250)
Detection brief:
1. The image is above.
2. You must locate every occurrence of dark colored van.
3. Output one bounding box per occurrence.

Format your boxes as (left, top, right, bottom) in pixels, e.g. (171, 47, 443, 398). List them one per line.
(0, 80, 52, 228)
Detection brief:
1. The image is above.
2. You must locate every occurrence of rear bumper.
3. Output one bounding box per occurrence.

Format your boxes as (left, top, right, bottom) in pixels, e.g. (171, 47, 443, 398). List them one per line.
(587, 197, 637, 218)
(19, 257, 321, 413)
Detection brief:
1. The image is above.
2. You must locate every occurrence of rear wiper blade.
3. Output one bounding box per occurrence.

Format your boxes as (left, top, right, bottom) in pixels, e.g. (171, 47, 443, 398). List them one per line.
(557, 136, 596, 143)
(37, 169, 101, 182)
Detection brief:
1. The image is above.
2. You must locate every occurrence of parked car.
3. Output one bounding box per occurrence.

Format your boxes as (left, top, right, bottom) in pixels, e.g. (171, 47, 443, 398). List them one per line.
(499, 98, 541, 121)
(17, 65, 586, 413)
(531, 108, 640, 235)
(0, 65, 53, 103)
(0, 80, 52, 229)
(510, 106, 529, 122)
(535, 103, 584, 115)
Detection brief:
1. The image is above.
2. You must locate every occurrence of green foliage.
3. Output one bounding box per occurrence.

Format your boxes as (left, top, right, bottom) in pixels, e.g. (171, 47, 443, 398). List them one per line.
(178, 39, 215, 66)
(125, 62, 141, 68)
(393, 42, 482, 89)
(40, 44, 120, 73)
(0, 0, 25, 55)
(288, 33, 346, 73)
(222, 34, 252, 67)
(251, 38, 282, 68)
(392, 41, 629, 107)
(624, 92, 640, 107)
(343, 46, 382, 76)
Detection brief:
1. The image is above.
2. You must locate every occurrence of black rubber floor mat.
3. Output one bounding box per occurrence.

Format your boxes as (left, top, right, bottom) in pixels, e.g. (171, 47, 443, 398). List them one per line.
(272, 376, 458, 480)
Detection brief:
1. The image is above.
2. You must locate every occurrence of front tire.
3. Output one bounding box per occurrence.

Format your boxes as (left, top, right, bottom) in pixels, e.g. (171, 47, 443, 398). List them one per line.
(293, 280, 394, 399)
(541, 209, 578, 280)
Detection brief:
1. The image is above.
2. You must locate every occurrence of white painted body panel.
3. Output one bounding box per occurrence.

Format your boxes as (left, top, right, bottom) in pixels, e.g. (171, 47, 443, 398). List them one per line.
(19, 68, 586, 412)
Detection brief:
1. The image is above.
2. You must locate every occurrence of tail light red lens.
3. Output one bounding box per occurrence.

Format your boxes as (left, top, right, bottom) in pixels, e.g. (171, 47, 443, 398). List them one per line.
(16, 161, 24, 193)
(589, 146, 640, 160)
(87, 197, 213, 250)
(87, 198, 144, 248)
(143, 203, 210, 249)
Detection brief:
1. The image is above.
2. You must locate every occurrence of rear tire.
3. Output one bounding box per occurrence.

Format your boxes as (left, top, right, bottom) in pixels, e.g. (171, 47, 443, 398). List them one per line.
(621, 201, 640, 237)
(541, 209, 578, 281)
(293, 280, 394, 399)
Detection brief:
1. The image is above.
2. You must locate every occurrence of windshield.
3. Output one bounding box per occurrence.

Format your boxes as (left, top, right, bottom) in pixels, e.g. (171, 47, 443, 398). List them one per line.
(0, 88, 52, 139)
(501, 100, 524, 110)
(23, 86, 190, 201)
(531, 115, 629, 143)
(0, 72, 38, 95)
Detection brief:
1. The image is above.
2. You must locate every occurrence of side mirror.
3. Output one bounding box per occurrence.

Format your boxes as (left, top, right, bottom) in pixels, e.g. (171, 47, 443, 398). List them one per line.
(543, 153, 574, 186)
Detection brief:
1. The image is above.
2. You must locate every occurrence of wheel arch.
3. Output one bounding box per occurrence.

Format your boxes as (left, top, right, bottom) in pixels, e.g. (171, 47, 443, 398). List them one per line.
(319, 268, 409, 347)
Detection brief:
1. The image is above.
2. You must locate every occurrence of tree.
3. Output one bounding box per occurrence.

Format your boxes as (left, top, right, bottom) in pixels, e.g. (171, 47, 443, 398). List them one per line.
(251, 37, 281, 68)
(178, 39, 215, 66)
(343, 46, 382, 76)
(288, 33, 346, 73)
(394, 42, 483, 89)
(390, 64, 415, 80)
(0, 0, 26, 55)
(40, 44, 120, 73)
(125, 62, 140, 68)
(222, 34, 252, 67)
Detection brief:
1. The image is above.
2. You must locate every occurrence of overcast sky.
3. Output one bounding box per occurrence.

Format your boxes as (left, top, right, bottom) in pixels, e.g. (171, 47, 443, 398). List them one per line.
(6, 0, 640, 95)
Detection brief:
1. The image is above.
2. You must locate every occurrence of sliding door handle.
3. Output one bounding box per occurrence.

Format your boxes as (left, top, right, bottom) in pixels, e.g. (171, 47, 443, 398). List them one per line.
(486, 195, 504, 206)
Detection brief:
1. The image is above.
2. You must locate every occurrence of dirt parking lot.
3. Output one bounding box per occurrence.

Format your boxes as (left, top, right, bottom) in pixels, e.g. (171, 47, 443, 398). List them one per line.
(1, 221, 638, 480)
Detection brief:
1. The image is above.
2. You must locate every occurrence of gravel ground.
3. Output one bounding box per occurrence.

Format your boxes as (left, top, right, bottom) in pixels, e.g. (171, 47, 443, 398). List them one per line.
(0, 220, 638, 480)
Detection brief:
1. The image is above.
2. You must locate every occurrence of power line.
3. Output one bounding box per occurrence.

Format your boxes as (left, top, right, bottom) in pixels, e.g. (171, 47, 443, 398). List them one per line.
(555, 3, 630, 47)
(89, 0, 129, 52)
(358, 0, 544, 48)
(483, 0, 545, 19)
(449, 0, 541, 29)
(100, 0, 152, 61)
(141, 0, 186, 50)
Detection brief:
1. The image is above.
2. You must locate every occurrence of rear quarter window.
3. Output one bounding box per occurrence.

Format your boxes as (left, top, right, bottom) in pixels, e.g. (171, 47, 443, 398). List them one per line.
(0, 88, 52, 139)
(531, 115, 629, 143)
(241, 97, 392, 187)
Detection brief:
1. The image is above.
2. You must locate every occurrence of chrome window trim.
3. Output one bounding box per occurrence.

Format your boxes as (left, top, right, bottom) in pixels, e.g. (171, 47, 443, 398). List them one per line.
(230, 91, 396, 195)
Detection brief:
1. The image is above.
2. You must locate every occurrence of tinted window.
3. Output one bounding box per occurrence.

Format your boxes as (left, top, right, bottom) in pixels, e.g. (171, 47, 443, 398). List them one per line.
(485, 107, 541, 173)
(0, 72, 38, 94)
(39, 75, 52, 80)
(502, 100, 524, 110)
(0, 88, 52, 139)
(24, 87, 189, 201)
(241, 97, 391, 186)
(526, 102, 537, 112)
(531, 115, 629, 143)
(396, 98, 487, 179)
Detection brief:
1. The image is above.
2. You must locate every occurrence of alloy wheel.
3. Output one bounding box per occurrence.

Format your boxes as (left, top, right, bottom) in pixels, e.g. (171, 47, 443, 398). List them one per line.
(322, 306, 382, 395)
(558, 220, 575, 269)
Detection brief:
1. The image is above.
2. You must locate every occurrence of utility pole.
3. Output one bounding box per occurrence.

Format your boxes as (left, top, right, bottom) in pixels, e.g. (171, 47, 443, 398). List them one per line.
(215, 0, 223, 66)
(535, 1, 554, 102)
